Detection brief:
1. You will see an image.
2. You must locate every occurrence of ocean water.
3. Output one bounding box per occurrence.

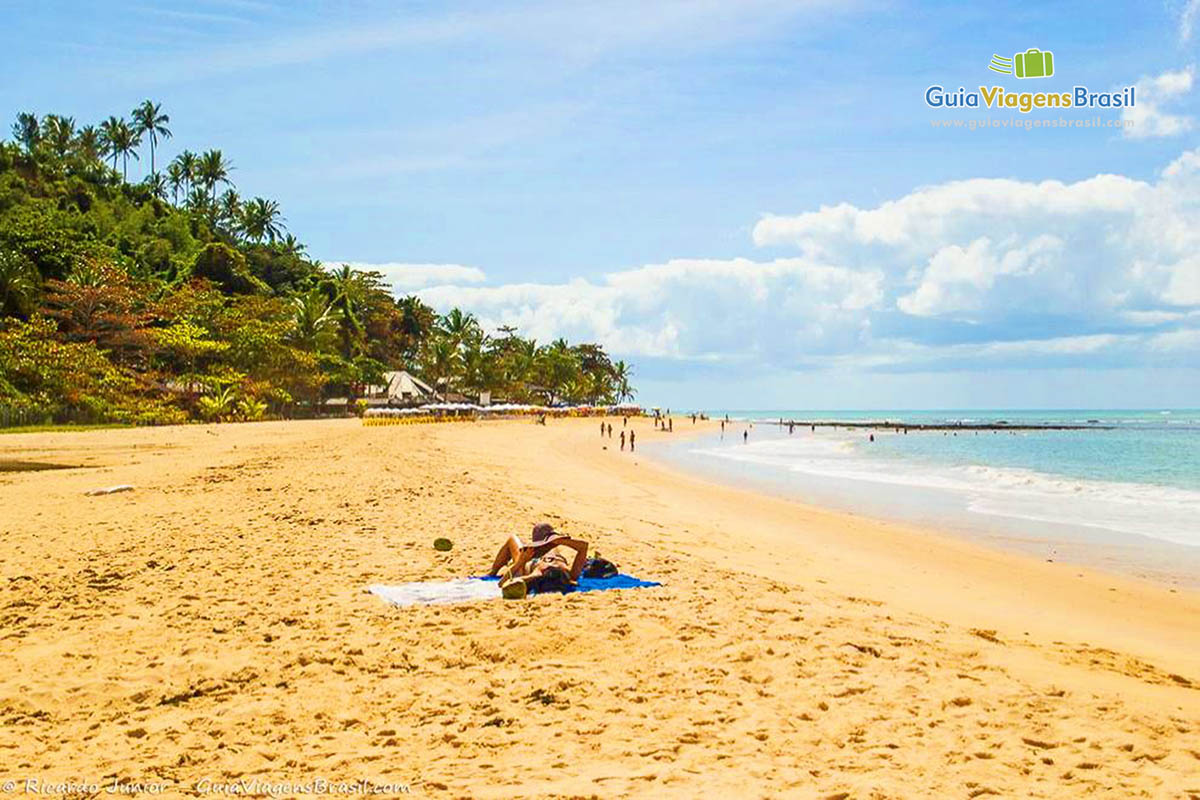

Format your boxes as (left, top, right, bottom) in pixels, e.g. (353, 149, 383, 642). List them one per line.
(652, 410, 1200, 584)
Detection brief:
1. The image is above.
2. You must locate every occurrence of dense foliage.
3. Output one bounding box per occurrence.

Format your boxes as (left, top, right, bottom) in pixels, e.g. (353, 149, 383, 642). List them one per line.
(0, 104, 634, 425)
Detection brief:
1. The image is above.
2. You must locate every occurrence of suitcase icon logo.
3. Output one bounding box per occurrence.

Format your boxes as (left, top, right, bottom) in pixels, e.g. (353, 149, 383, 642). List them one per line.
(988, 48, 1054, 79)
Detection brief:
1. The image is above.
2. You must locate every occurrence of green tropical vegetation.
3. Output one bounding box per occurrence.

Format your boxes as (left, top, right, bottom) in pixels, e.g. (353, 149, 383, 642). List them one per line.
(0, 103, 635, 426)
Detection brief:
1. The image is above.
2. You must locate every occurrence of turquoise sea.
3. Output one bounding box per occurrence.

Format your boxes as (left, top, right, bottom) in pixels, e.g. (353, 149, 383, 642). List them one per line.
(652, 410, 1200, 584)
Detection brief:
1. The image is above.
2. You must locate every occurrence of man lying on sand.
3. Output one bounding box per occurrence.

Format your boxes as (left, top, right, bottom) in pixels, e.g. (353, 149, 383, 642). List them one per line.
(486, 523, 588, 599)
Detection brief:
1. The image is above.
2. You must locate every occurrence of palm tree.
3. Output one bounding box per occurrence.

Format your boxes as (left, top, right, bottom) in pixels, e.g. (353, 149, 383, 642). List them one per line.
(288, 289, 336, 351)
(396, 294, 435, 361)
(131, 100, 171, 179)
(438, 308, 480, 347)
(505, 337, 539, 400)
(421, 336, 461, 398)
(98, 116, 123, 171)
(0, 249, 40, 318)
(612, 360, 634, 402)
(241, 197, 285, 243)
(276, 233, 306, 257)
(143, 171, 168, 200)
(321, 265, 365, 359)
(218, 189, 242, 235)
(185, 186, 210, 215)
(100, 117, 140, 180)
(459, 334, 494, 399)
(11, 112, 40, 156)
(172, 150, 198, 196)
(166, 161, 185, 205)
(196, 149, 232, 205)
(41, 115, 76, 160)
(75, 125, 104, 166)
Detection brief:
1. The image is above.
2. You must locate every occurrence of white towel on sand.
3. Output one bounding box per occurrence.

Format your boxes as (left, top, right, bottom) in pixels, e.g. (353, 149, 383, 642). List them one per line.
(368, 578, 502, 607)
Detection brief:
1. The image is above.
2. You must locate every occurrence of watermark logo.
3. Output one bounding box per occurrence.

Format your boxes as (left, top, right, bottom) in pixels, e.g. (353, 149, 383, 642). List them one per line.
(925, 47, 1134, 118)
(989, 49, 1055, 79)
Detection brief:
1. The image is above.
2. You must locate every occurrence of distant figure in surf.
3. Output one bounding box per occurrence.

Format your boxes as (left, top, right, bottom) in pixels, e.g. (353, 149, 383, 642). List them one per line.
(743, 430, 748, 444)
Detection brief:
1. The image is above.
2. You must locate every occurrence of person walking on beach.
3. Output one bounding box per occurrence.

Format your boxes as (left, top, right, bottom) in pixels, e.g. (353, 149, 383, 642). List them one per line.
(608, 423, 613, 438)
(630, 430, 636, 452)
(668, 418, 673, 433)
(623, 416, 628, 427)
(743, 430, 748, 444)
(620, 430, 626, 451)
(600, 421, 605, 437)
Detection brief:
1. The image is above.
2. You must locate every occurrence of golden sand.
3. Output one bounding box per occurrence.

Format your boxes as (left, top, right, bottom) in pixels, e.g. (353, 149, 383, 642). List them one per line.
(1, 417, 1197, 798)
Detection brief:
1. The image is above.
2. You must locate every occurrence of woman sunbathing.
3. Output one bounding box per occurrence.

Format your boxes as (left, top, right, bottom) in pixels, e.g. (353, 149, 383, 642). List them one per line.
(487, 523, 588, 599)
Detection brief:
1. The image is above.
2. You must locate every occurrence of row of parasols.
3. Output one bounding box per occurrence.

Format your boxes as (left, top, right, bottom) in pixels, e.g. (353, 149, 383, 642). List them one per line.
(362, 403, 644, 426)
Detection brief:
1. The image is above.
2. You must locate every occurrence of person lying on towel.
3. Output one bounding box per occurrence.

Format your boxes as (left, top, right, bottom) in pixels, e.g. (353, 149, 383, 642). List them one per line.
(486, 522, 588, 599)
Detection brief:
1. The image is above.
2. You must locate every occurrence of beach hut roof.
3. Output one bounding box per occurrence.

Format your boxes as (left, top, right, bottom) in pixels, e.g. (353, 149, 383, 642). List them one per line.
(380, 370, 434, 398)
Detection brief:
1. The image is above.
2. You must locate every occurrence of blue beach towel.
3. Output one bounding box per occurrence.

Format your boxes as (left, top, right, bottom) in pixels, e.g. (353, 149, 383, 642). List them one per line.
(368, 574, 660, 608)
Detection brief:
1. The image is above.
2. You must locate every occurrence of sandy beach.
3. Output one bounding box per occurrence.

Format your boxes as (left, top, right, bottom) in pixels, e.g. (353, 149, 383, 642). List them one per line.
(1, 416, 1198, 798)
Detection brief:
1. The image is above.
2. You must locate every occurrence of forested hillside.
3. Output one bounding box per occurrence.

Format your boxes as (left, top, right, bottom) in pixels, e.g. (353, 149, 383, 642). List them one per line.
(0, 104, 633, 425)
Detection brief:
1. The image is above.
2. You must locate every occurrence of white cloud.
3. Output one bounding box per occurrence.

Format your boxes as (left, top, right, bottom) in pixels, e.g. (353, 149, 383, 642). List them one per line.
(1164, 255, 1200, 305)
(753, 161, 1200, 325)
(1121, 66, 1195, 139)
(330, 261, 487, 292)
(896, 235, 1064, 318)
(417, 258, 884, 361)
(396, 150, 1200, 374)
(144, 0, 854, 82)
(1162, 148, 1200, 177)
(1182, 0, 1200, 42)
(1151, 326, 1200, 351)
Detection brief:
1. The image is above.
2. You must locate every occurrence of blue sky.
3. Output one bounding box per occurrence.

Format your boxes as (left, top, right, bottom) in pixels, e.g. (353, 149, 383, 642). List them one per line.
(5, 0, 1200, 408)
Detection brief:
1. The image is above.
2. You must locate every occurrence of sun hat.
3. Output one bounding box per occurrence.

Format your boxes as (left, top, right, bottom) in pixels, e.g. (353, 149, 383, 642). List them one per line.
(530, 522, 565, 545)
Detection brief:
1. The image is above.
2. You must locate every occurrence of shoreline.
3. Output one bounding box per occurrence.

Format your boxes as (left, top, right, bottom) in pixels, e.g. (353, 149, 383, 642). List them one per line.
(1, 417, 1197, 796)
(599, 419, 1200, 660)
(644, 424, 1200, 590)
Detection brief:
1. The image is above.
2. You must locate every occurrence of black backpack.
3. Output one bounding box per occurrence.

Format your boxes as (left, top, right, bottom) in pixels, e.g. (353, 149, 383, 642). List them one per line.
(582, 556, 619, 579)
